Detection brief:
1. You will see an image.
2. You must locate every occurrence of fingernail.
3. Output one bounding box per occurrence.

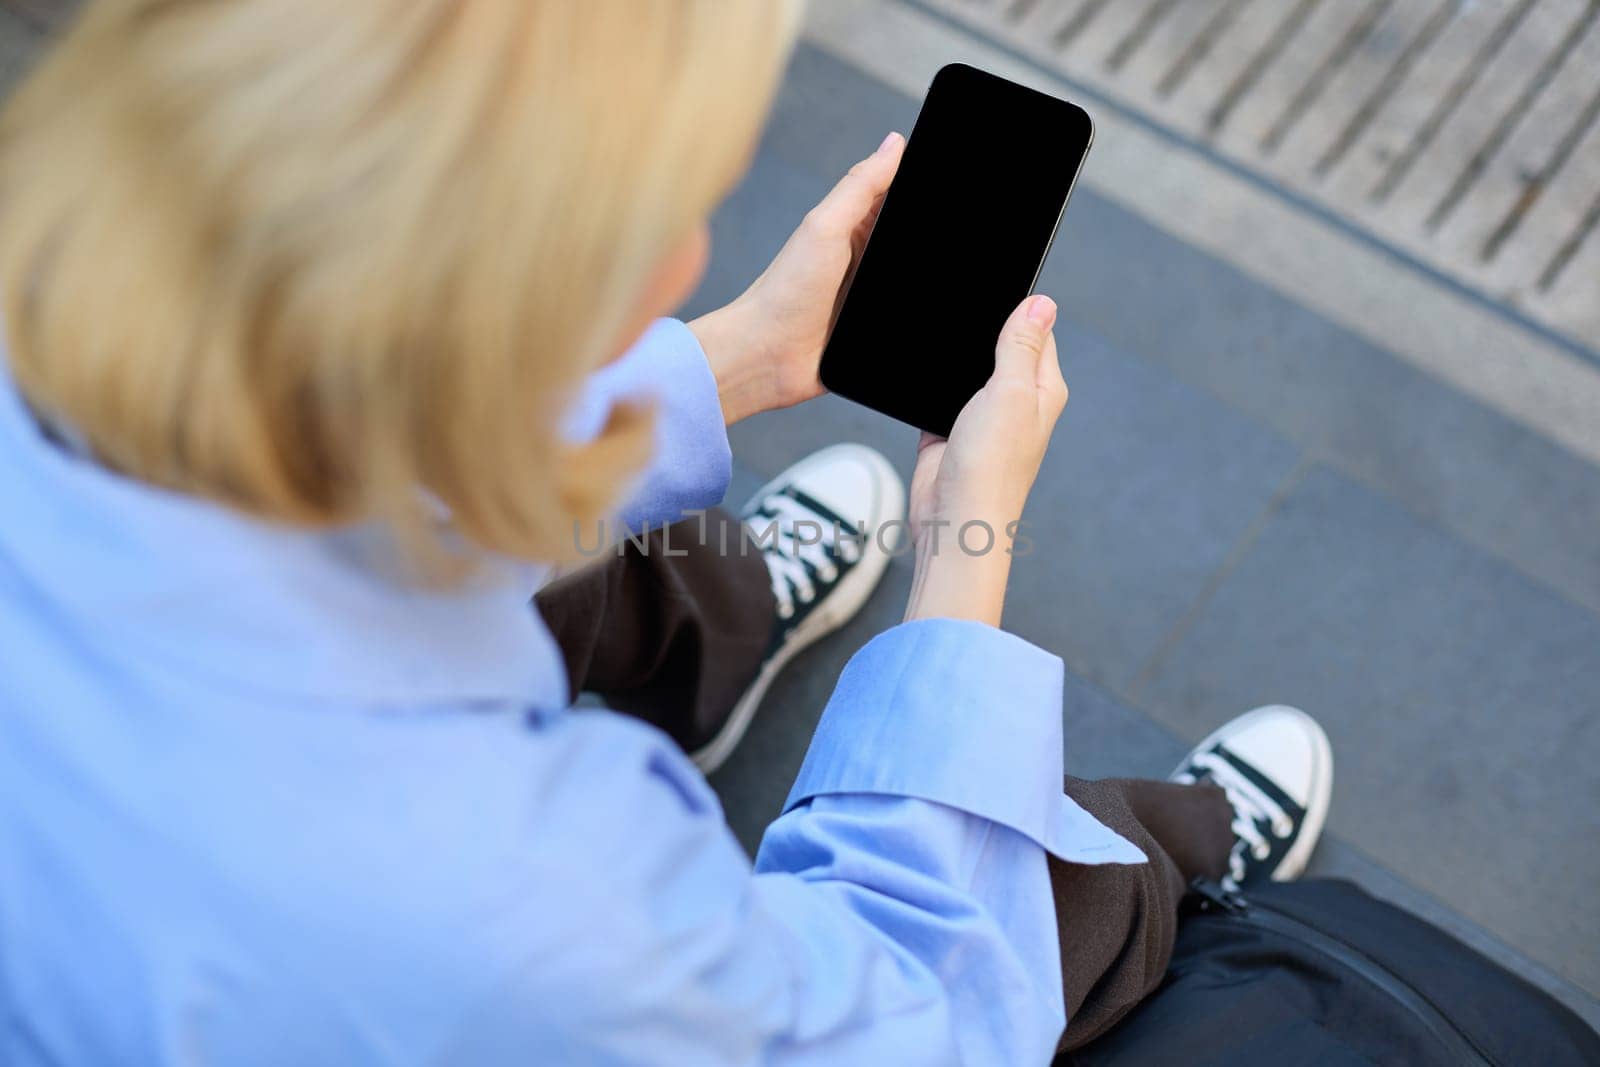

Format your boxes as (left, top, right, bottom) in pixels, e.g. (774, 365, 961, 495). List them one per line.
(1026, 295, 1057, 327)
(876, 131, 902, 154)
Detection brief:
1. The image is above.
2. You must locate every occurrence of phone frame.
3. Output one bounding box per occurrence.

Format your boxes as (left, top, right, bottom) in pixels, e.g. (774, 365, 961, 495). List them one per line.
(819, 63, 1095, 435)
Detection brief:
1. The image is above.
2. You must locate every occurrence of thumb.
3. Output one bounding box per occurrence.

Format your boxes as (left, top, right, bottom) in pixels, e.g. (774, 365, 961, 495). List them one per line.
(810, 132, 904, 232)
(992, 295, 1057, 383)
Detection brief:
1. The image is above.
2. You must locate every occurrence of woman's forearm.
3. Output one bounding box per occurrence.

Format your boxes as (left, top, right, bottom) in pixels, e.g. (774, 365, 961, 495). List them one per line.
(903, 536, 1013, 628)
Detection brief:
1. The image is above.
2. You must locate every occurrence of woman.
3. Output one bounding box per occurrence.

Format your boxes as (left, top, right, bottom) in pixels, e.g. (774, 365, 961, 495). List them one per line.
(0, 1, 1334, 1062)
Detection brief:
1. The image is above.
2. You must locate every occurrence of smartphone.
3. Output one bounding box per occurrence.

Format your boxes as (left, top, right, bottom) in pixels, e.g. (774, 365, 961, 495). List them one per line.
(819, 64, 1093, 438)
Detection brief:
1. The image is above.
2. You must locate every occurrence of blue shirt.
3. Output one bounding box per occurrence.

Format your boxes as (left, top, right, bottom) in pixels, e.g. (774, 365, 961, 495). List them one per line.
(0, 320, 1143, 1065)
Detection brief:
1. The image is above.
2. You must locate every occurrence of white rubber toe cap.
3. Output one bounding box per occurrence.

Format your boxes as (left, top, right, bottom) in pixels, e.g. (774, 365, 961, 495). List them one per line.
(1205, 705, 1330, 810)
(745, 443, 906, 538)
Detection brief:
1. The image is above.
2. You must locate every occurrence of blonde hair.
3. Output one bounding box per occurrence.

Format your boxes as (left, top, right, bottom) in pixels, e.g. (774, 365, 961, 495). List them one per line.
(0, 0, 797, 568)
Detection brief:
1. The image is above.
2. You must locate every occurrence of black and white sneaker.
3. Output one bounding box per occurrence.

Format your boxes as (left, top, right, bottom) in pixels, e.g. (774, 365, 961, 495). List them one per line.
(690, 444, 904, 773)
(1170, 705, 1333, 890)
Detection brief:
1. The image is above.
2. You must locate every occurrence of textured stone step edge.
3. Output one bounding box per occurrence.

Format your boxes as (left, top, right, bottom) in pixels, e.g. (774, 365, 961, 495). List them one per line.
(804, 0, 1600, 474)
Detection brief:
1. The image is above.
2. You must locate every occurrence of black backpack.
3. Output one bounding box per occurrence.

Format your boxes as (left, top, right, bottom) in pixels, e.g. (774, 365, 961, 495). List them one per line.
(1066, 878, 1600, 1066)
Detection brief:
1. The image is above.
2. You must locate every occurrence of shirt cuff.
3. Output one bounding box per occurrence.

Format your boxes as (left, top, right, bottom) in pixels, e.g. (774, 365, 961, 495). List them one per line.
(564, 319, 733, 531)
(785, 619, 1147, 867)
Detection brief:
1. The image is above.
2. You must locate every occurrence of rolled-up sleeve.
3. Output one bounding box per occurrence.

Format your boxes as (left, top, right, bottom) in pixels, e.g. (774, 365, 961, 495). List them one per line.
(751, 618, 1145, 1061)
(780, 618, 1147, 866)
(565, 318, 732, 531)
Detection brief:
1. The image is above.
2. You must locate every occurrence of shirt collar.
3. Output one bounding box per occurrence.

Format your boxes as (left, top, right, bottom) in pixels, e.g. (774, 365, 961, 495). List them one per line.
(0, 347, 569, 710)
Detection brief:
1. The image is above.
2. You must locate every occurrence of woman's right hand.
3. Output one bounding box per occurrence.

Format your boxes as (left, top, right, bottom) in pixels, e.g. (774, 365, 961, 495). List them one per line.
(903, 294, 1068, 627)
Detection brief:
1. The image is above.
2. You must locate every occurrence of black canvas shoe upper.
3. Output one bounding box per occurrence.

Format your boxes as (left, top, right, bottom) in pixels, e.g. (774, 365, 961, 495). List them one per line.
(1174, 743, 1308, 890)
(741, 486, 866, 655)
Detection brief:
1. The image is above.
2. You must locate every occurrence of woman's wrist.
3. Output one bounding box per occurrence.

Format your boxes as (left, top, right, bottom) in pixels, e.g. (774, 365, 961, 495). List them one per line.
(688, 301, 774, 426)
(902, 534, 1013, 628)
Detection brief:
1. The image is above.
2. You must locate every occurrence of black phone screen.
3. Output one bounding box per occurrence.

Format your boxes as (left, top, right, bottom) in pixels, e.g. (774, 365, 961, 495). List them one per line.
(819, 64, 1093, 438)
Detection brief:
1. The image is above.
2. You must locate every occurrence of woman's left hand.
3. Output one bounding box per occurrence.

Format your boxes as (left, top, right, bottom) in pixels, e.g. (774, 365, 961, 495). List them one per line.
(690, 132, 905, 425)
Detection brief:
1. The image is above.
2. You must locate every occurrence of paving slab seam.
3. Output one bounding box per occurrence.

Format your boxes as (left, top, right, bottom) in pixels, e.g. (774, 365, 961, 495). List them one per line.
(1126, 452, 1319, 701)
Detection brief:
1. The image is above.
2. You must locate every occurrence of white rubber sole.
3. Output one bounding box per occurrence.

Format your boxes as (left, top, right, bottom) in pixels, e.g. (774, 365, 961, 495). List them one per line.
(1173, 704, 1334, 883)
(691, 446, 905, 774)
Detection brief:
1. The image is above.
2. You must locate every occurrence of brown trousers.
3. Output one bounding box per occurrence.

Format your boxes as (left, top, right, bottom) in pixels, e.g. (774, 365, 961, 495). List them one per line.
(535, 509, 1234, 1054)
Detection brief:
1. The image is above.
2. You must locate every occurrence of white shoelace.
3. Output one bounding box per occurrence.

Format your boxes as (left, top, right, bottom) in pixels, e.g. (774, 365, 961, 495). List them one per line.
(751, 493, 862, 620)
(1175, 749, 1293, 887)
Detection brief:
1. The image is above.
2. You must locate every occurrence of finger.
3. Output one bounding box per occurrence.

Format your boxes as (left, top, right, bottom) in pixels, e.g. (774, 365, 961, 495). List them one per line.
(810, 132, 904, 232)
(992, 294, 1056, 384)
(1037, 330, 1069, 417)
(910, 433, 946, 498)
